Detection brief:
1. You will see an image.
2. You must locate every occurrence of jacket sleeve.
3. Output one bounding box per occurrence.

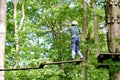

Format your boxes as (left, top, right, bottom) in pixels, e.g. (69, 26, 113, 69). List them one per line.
(60, 28, 69, 33)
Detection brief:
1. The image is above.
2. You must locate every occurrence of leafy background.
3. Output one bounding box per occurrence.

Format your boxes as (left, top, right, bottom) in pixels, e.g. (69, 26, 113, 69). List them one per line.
(5, 0, 110, 80)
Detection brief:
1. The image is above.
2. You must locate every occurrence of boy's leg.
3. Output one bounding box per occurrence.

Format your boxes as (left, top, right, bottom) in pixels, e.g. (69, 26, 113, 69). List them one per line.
(77, 50, 83, 59)
(71, 37, 76, 60)
(76, 37, 83, 59)
(72, 50, 76, 60)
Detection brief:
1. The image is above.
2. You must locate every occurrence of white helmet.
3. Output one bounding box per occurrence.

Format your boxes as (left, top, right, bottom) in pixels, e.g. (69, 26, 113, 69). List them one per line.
(71, 21, 78, 25)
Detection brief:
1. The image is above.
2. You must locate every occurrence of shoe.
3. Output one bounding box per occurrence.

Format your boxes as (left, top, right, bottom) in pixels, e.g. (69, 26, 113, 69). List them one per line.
(71, 58, 74, 60)
(80, 57, 83, 60)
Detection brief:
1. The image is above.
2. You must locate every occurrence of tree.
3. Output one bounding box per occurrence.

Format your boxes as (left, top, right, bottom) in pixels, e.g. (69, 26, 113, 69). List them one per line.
(0, 0, 7, 80)
(105, 0, 120, 53)
(5, 0, 110, 80)
(92, 0, 100, 55)
(81, 0, 87, 80)
(12, 0, 25, 68)
(105, 0, 120, 80)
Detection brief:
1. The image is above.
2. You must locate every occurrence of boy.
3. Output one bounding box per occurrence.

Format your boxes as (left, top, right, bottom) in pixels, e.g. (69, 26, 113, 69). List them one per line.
(61, 21, 83, 60)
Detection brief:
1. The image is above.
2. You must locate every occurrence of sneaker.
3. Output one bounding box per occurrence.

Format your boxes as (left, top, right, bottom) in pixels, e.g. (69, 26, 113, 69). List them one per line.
(71, 58, 74, 60)
(80, 57, 83, 60)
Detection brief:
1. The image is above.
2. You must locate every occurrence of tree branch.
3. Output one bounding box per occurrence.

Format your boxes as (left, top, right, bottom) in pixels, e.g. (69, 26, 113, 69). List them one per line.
(18, 0, 25, 31)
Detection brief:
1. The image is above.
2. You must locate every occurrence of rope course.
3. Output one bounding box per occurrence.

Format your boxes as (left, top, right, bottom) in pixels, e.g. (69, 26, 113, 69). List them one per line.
(0, 59, 83, 71)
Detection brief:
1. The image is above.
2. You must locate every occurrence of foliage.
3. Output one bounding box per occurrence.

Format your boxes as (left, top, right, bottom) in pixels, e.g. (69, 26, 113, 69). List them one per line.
(109, 62, 120, 75)
(5, 0, 111, 80)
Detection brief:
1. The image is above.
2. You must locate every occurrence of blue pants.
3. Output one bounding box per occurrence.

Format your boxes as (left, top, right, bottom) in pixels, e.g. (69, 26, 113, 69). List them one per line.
(71, 36, 83, 59)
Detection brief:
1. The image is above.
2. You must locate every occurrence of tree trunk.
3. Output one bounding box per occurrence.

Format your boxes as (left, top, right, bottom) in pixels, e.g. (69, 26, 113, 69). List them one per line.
(12, 0, 25, 68)
(81, 0, 87, 80)
(0, 0, 7, 80)
(109, 72, 120, 80)
(92, 0, 100, 55)
(105, 0, 120, 53)
(13, 0, 19, 68)
(105, 0, 120, 80)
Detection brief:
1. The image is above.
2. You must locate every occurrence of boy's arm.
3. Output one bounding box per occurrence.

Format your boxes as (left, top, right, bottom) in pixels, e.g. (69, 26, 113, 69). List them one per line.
(60, 28, 69, 33)
(79, 29, 82, 34)
(80, 29, 82, 34)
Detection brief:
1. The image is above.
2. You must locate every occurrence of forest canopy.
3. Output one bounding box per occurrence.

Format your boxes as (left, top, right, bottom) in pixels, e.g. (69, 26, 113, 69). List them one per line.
(4, 0, 119, 80)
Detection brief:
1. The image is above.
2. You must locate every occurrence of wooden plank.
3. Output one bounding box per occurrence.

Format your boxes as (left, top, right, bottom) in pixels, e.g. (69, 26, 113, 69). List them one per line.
(0, 59, 83, 71)
(39, 59, 83, 68)
(43, 59, 83, 65)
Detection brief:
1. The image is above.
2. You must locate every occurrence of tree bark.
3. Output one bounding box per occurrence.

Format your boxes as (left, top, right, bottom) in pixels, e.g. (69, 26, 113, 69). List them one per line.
(105, 0, 120, 53)
(0, 0, 7, 80)
(92, 0, 100, 55)
(12, 0, 25, 68)
(109, 72, 120, 80)
(81, 0, 87, 80)
(105, 0, 120, 80)
(13, 0, 19, 68)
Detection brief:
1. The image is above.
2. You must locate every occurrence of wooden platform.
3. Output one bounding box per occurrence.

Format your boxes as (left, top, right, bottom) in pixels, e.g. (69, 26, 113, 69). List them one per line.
(97, 53, 120, 63)
(97, 53, 120, 68)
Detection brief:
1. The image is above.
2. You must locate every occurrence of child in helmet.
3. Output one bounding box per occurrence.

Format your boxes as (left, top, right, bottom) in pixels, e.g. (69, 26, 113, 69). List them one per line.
(61, 21, 83, 60)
